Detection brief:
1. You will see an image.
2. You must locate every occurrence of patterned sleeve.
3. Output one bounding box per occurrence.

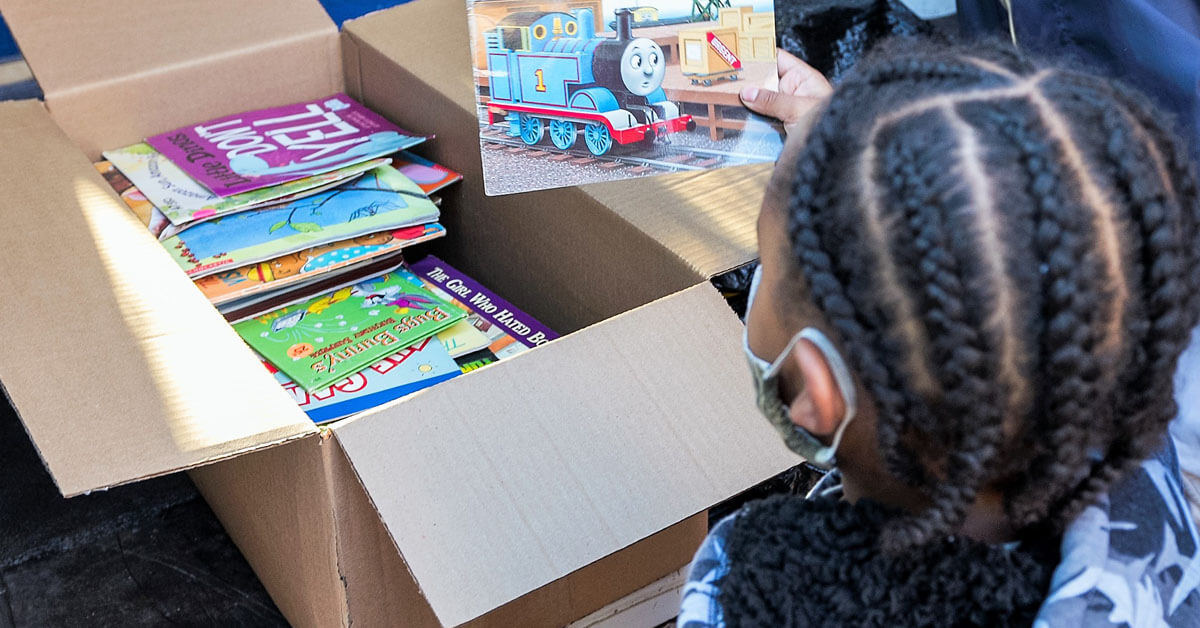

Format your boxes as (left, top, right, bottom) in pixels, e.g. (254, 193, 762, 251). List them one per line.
(1035, 440, 1200, 627)
(677, 512, 738, 628)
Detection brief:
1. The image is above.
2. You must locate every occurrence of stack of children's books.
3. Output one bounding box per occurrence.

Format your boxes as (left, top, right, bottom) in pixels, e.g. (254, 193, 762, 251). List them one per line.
(98, 94, 556, 423)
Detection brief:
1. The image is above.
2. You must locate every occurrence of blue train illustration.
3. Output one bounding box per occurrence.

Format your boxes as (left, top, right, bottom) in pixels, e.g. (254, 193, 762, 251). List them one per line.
(484, 7, 695, 156)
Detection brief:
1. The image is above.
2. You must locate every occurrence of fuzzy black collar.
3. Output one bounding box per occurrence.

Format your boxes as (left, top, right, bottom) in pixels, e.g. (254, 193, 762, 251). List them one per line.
(718, 495, 1057, 627)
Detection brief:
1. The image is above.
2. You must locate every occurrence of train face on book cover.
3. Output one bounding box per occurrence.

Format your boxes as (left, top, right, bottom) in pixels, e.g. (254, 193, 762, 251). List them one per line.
(146, 94, 428, 197)
(235, 269, 466, 392)
(466, 1, 782, 195)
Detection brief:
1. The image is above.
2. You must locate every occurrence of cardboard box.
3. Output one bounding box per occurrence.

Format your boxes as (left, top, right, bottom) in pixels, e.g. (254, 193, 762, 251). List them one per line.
(0, 0, 796, 625)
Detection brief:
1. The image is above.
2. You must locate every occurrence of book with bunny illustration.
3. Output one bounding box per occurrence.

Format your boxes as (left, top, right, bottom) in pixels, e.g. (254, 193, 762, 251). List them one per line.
(234, 268, 466, 391)
(264, 336, 462, 424)
(165, 165, 439, 278)
(146, 94, 428, 197)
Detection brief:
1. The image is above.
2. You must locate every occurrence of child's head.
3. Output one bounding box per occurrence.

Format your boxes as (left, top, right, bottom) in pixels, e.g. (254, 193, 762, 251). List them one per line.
(748, 40, 1200, 550)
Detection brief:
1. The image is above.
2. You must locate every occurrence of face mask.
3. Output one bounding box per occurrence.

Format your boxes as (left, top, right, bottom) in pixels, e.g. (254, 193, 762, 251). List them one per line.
(743, 265, 857, 467)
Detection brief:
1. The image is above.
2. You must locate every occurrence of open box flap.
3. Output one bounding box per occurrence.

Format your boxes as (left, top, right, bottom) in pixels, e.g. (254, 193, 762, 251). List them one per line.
(0, 100, 316, 497)
(343, 1, 766, 280)
(332, 284, 798, 627)
(0, 0, 341, 158)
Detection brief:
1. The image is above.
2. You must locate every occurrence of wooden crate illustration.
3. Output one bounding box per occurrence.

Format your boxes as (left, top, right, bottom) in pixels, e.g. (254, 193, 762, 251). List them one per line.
(678, 26, 742, 85)
(742, 10, 775, 32)
(741, 17, 776, 64)
(717, 6, 776, 64)
(718, 6, 752, 30)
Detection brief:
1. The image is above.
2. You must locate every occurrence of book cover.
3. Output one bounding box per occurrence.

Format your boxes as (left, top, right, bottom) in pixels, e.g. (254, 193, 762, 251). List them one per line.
(195, 223, 446, 306)
(408, 255, 558, 349)
(146, 93, 428, 197)
(466, 1, 782, 195)
(266, 336, 461, 424)
(417, 276, 528, 360)
(103, 142, 386, 228)
(432, 317, 492, 359)
(95, 160, 172, 238)
(220, 250, 407, 323)
(390, 151, 464, 194)
(166, 165, 439, 279)
(234, 268, 466, 392)
(454, 347, 500, 374)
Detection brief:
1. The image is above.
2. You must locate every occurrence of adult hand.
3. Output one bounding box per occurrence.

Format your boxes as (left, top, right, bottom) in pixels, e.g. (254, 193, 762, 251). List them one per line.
(740, 50, 833, 136)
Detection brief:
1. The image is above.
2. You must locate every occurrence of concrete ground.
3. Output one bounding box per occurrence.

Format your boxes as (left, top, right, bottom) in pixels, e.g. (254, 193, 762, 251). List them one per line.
(0, 394, 288, 626)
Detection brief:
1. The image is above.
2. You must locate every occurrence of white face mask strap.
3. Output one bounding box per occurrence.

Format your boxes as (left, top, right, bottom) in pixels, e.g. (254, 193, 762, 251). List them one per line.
(765, 331, 806, 377)
(798, 327, 858, 466)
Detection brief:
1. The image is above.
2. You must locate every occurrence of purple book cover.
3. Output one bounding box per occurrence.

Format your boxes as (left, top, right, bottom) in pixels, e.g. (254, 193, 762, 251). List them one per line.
(146, 94, 429, 197)
(408, 256, 558, 348)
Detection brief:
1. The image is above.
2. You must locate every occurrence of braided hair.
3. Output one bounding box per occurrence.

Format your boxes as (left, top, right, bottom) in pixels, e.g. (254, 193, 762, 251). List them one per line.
(781, 40, 1200, 551)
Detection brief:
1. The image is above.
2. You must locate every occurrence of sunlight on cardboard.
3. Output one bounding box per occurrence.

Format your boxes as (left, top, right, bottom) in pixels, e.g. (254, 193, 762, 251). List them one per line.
(72, 175, 311, 457)
(594, 164, 767, 276)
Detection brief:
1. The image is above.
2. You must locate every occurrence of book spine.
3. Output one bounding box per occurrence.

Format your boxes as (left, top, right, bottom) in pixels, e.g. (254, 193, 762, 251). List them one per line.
(408, 256, 557, 348)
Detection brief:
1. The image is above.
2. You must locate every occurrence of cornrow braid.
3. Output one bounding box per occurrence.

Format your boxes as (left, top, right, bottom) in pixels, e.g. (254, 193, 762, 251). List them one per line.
(1050, 85, 1197, 524)
(779, 39, 1200, 551)
(783, 85, 932, 492)
(997, 101, 1113, 528)
(869, 114, 1006, 548)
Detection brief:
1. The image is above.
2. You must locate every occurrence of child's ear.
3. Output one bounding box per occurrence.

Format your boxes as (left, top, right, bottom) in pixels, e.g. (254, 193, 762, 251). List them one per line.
(787, 338, 847, 438)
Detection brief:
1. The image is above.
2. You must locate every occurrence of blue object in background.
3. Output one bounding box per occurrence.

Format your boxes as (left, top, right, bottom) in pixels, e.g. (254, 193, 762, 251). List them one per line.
(0, 10, 18, 60)
(321, 0, 410, 25)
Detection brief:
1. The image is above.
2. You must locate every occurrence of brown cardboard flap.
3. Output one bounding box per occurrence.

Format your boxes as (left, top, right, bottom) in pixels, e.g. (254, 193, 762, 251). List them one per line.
(343, 0, 766, 279)
(0, 100, 315, 496)
(0, 0, 341, 158)
(332, 284, 797, 627)
(583, 163, 769, 278)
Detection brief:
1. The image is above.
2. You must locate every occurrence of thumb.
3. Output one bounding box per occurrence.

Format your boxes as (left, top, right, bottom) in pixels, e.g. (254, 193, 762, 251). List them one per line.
(740, 86, 824, 134)
(739, 86, 788, 120)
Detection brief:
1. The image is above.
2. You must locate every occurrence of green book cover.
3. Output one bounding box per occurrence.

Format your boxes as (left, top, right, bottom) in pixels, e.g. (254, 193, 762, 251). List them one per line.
(235, 268, 466, 391)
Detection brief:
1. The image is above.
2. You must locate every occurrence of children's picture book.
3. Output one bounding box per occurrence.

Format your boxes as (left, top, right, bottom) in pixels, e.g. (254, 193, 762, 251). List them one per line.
(455, 347, 500, 373)
(432, 317, 492, 359)
(417, 276, 529, 360)
(234, 269, 466, 392)
(165, 166, 439, 278)
(195, 224, 446, 306)
(220, 250, 407, 323)
(266, 336, 461, 424)
(408, 255, 558, 349)
(103, 142, 387, 229)
(95, 161, 172, 238)
(146, 94, 428, 197)
(391, 151, 464, 194)
(467, 0, 783, 195)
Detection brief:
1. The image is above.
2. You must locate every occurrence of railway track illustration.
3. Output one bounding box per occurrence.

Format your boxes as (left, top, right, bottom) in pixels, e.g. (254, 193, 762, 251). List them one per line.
(479, 126, 768, 175)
